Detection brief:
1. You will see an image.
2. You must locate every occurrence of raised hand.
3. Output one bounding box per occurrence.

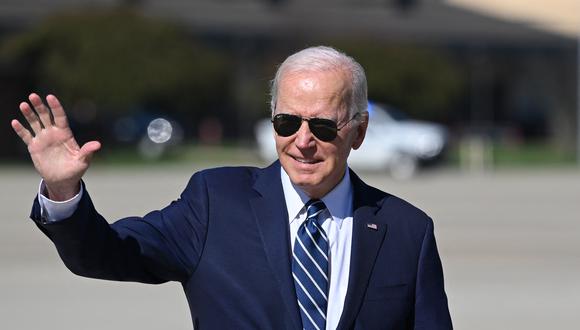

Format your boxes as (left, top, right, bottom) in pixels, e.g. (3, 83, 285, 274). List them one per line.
(11, 93, 101, 201)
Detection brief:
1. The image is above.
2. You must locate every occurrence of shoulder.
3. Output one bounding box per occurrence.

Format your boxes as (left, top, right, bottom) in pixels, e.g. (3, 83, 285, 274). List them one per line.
(198, 165, 261, 181)
(350, 169, 432, 232)
(183, 162, 281, 196)
(185, 165, 262, 191)
(376, 191, 434, 247)
(380, 194, 433, 235)
(381, 193, 430, 222)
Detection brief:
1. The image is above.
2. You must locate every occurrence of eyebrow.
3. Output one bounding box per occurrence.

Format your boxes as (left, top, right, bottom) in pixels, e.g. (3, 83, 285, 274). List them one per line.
(273, 107, 341, 121)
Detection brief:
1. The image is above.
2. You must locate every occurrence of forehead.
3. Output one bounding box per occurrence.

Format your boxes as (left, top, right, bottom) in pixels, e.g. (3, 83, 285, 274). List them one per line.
(276, 69, 350, 118)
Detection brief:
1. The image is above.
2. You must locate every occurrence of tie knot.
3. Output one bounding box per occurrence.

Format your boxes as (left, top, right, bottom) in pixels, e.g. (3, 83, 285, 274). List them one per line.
(305, 199, 326, 223)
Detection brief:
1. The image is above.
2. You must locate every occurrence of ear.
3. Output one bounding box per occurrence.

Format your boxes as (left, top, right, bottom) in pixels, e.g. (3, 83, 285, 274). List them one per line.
(351, 111, 369, 150)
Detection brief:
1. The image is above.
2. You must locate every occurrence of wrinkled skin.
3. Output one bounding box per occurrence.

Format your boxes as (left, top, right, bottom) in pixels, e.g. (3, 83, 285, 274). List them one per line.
(11, 93, 101, 201)
(274, 69, 368, 198)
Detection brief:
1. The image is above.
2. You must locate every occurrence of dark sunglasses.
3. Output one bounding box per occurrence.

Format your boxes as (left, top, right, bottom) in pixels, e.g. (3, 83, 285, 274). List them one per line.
(272, 113, 359, 142)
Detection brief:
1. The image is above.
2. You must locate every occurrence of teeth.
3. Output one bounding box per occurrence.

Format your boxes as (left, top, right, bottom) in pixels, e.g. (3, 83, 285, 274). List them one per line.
(295, 157, 315, 164)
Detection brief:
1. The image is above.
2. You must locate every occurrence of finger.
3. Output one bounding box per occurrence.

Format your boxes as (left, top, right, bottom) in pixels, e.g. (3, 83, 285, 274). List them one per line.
(28, 93, 51, 128)
(37, 95, 55, 126)
(11, 119, 33, 145)
(19, 101, 43, 134)
(46, 94, 69, 129)
(79, 141, 101, 160)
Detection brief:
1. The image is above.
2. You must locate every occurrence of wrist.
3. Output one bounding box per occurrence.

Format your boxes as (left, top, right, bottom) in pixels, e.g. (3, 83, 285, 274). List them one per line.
(44, 181, 81, 201)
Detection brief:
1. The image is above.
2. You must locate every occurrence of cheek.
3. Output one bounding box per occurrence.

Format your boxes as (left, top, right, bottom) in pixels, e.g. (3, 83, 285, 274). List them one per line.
(331, 137, 352, 158)
(274, 136, 290, 151)
(319, 146, 346, 172)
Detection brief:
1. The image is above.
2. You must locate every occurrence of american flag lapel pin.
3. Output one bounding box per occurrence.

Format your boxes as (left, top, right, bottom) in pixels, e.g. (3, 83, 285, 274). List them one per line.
(367, 223, 378, 230)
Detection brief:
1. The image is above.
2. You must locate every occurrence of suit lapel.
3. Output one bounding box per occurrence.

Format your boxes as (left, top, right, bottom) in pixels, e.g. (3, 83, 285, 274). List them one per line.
(249, 161, 302, 330)
(337, 170, 388, 330)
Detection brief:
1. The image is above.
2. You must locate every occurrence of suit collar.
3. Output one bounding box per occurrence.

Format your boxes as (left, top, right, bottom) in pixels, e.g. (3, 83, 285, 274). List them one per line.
(250, 161, 302, 330)
(336, 169, 388, 330)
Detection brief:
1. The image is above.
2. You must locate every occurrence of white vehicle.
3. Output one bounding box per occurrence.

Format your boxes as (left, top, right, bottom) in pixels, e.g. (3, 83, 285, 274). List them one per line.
(255, 102, 448, 179)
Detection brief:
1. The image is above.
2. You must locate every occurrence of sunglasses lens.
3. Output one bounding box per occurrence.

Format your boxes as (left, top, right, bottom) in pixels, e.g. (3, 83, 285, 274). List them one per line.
(309, 118, 337, 142)
(272, 114, 338, 142)
(273, 114, 301, 137)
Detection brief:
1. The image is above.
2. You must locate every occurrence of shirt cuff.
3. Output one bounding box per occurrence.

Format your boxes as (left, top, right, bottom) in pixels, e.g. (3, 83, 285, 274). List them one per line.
(38, 180, 83, 222)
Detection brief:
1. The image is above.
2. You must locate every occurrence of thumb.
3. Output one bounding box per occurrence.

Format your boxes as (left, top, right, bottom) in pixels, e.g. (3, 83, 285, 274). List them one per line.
(79, 140, 101, 159)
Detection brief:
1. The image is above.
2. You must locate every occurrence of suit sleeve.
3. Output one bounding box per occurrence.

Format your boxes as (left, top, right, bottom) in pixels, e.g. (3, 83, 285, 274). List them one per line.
(414, 218, 453, 330)
(29, 172, 210, 284)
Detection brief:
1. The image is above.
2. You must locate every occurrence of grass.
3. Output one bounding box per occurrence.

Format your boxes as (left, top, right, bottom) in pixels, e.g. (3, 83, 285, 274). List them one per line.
(92, 142, 266, 168)
(492, 143, 576, 167)
(449, 141, 577, 169)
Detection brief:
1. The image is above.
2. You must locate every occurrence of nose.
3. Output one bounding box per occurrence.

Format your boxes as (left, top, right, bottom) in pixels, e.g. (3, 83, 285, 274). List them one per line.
(294, 120, 315, 149)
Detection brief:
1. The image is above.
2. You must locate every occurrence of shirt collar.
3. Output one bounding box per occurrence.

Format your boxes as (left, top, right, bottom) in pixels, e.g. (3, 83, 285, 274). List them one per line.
(280, 167, 353, 229)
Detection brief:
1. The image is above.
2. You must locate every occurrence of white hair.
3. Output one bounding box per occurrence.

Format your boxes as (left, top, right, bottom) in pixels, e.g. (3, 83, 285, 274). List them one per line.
(269, 46, 368, 118)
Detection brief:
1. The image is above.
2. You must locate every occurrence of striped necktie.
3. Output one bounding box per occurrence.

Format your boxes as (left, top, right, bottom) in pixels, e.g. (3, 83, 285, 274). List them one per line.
(292, 199, 329, 330)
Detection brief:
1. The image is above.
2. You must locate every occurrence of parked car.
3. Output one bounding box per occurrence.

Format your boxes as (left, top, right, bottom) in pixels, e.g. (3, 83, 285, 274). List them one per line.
(255, 102, 448, 179)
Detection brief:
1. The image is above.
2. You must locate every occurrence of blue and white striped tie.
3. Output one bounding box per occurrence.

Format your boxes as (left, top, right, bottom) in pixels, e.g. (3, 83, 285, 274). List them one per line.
(292, 199, 329, 330)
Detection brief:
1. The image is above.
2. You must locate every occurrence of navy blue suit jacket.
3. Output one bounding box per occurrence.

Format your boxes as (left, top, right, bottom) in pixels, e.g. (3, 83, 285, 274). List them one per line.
(31, 161, 452, 329)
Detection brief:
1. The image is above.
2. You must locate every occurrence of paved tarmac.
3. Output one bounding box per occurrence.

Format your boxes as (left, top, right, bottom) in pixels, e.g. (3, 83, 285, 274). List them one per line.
(1, 164, 579, 329)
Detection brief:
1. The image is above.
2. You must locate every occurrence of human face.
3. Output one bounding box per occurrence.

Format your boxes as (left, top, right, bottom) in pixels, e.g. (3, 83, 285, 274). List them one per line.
(274, 69, 368, 198)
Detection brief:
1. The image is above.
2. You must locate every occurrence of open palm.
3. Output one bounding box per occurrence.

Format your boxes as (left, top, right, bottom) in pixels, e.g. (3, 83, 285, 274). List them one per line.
(11, 93, 101, 200)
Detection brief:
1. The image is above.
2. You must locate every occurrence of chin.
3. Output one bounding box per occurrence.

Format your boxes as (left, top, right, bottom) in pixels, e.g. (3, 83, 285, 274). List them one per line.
(288, 172, 322, 188)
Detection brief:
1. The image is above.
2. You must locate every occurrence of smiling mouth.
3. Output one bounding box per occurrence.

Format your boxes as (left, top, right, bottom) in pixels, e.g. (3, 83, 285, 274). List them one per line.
(291, 155, 320, 164)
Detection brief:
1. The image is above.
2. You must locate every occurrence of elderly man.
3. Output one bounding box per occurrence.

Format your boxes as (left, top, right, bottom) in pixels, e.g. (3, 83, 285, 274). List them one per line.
(12, 46, 452, 329)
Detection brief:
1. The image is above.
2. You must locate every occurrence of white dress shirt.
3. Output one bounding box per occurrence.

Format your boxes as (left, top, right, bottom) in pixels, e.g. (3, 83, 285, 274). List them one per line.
(38, 181, 83, 221)
(281, 168, 353, 330)
(39, 167, 355, 329)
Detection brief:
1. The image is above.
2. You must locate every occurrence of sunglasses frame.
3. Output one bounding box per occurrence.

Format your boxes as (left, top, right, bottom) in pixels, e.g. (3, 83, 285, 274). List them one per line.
(271, 112, 360, 142)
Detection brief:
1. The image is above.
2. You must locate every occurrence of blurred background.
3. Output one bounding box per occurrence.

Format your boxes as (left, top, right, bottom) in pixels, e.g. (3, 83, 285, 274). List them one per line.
(1, 0, 579, 329)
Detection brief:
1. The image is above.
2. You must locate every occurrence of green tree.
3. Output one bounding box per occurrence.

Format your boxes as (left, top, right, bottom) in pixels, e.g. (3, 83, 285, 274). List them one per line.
(1, 8, 230, 116)
(339, 42, 464, 121)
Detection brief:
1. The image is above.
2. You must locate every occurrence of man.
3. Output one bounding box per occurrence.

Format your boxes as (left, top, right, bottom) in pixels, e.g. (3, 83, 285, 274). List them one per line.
(11, 46, 452, 329)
